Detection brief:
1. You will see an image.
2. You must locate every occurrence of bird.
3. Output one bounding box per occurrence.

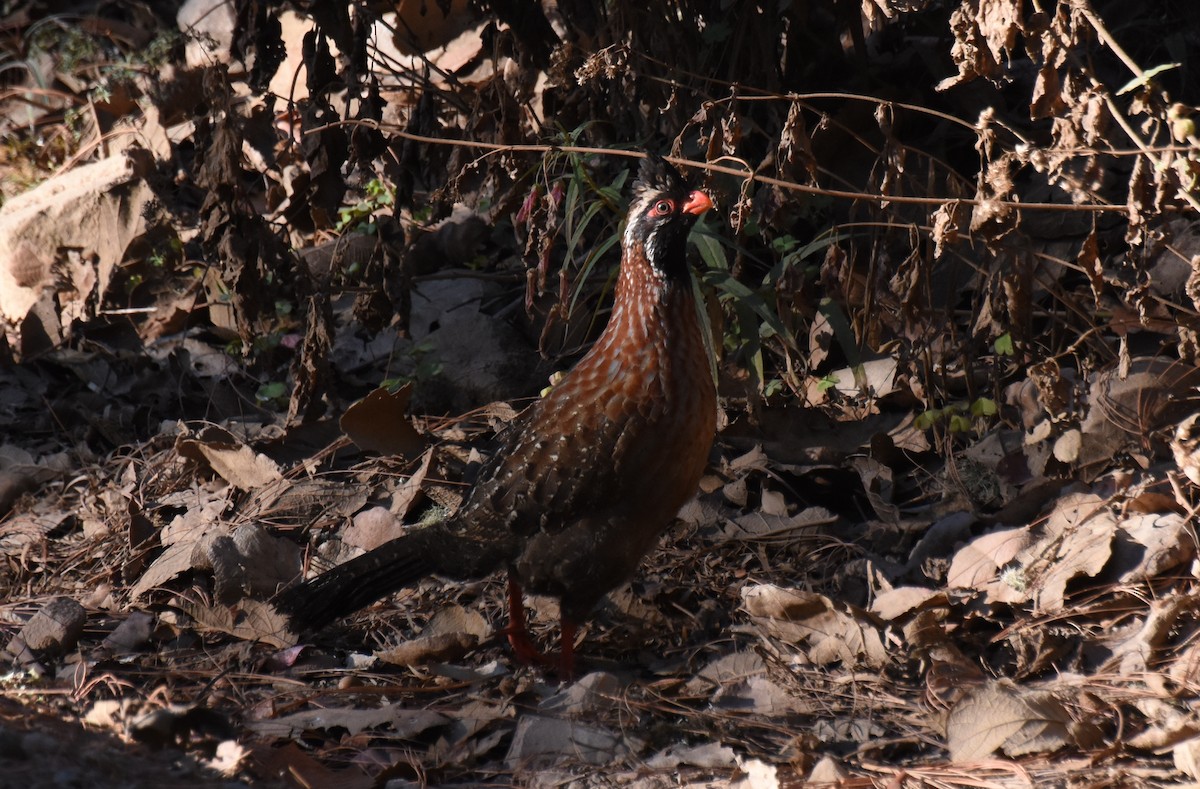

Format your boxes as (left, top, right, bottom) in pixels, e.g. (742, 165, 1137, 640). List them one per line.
(275, 154, 717, 677)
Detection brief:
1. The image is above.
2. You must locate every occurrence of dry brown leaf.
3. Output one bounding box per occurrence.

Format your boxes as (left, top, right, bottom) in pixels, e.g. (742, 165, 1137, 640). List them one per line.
(249, 742, 374, 789)
(376, 631, 478, 667)
(729, 445, 770, 474)
(741, 584, 889, 668)
(1102, 591, 1200, 676)
(376, 604, 489, 667)
(722, 507, 835, 542)
(648, 742, 737, 770)
(1030, 493, 1116, 612)
(391, 446, 433, 519)
(208, 523, 302, 603)
(946, 525, 1032, 593)
(249, 701, 450, 739)
(1078, 358, 1200, 470)
(1175, 737, 1200, 780)
(138, 280, 202, 341)
(760, 488, 788, 517)
(929, 200, 965, 258)
(5, 597, 86, 662)
(723, 476, 749, 507)
(807, 755, 849, 784)
(83, 699, 135, 734)
(206, 740, 247, 777)
(777, 99, 818, 183)
(714, 676, 810, 716)
(870, 586, 949, 622)
(945, 680, 1073, 762)
(506, 715, 636, 769)
(1127, 697, 1200, 751)
(182, 598, 295, 649)
(685, 649, 810, 715)
(0, 150, 161, 338)
(686, 651, 768, 696)
(1053, 429, 1082, 462)
(807, 309, 833, 368)
(731, 759, 780, 789)
(130, 536, 216, 600)
(339, 384, 426, 458)
(1113, 513, 1192, 583)
(342, 505, 404, 552)
(175, 426, 283, 490)
(937, 0, 1021, 90)
(240, 476, 369, 532)
(825, 357, 900, 399)
(1030, 64, 1066, 121)
(539, 671, 624, 718)
(102, 612, 155, 655)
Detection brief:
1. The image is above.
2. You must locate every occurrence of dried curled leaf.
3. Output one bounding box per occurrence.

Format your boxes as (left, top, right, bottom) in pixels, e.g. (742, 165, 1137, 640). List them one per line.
(741, 584, 889, 668)
(946, 680, 1074, 762)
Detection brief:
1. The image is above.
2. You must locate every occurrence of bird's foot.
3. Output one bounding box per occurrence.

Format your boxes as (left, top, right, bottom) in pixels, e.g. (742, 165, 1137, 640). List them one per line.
(505, 626, 550, 666)
(503, 625, 577, 680)
(505, 577, 576, 680)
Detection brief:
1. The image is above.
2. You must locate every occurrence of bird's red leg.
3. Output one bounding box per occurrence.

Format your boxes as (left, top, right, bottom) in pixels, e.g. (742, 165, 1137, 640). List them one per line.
(505, 576, 544, 665)
(559, 617, 578, 680)
(505, 577, 576, 679)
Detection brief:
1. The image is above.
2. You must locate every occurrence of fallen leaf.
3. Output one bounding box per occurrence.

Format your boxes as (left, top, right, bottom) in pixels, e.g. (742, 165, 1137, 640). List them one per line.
(686, 651, 769, 695)
(340, 384, 426, 458)
(714, 675, 810, 716)
(182, 598, 295, 649)
(175, 426, 283, 490)
(342, 505, 404, 551)
(647, 742, 737, 770)
(946, 680, 1073, 762)
(539, 671, 624, 718)
(505, 714, 637, 769)
(250, 702, 449, 739)
(377, 604, 489, 667)
(1031, 493, 1116, 612)
(1112, 512, 1192, 583)
(946, 525, 1032, 593)
(732, 758, 780, 789)
(722, 507, 835, 542)
(741, 585, 889, 668)
(870, 586, 949, 622)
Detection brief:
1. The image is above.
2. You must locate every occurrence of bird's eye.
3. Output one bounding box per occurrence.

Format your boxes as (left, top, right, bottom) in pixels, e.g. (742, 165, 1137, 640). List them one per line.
(651, 199, 674, 216)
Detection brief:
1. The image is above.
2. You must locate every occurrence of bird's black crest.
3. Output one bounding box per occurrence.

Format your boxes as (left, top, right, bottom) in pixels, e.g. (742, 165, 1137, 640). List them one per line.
(632, 154, 690, 202)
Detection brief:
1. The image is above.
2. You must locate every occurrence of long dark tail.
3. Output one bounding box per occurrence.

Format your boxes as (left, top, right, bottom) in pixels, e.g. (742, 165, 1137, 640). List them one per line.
(275, 528, 441, 634)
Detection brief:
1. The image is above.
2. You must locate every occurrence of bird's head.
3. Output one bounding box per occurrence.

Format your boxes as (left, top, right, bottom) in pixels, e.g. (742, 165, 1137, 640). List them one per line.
(625, 154, 714, 280)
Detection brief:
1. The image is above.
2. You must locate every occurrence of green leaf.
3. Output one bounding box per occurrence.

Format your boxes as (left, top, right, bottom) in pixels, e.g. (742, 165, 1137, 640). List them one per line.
(767, 232, 842, 284)
(564, 198, 607, 270)
(691, 274, 719, 386)
(569, 233, 620, 315)
(703, 269, 797, 349)
(771, 235, 798, 254)
(691, 225, 729, 272)
(256, 381, 287, 403)
(970, 397, 998, 417)
(993, 333, 1014, 356)
(817, 374, 839, 393)
(818, 298, 864, 389)
(949, 414, 972, 433)
(1116, 62, 1181, 95)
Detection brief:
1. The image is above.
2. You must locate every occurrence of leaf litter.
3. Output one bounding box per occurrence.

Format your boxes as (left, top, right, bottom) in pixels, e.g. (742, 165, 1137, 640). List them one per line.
(3, 0, 1200, 787)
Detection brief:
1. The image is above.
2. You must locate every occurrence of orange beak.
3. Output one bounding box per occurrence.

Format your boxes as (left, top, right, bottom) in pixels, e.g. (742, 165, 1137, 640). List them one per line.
(682, 190, 714, 216)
